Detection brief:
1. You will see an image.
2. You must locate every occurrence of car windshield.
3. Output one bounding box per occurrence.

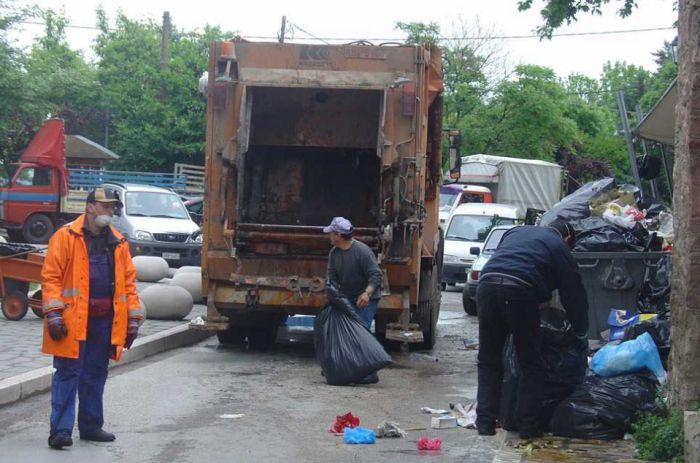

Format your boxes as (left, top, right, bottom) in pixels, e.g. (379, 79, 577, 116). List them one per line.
(446, 215, 516, 243)
(482, 228, 512, 254)
(439, 193, 458, 211)
(125, 192, 189, 219)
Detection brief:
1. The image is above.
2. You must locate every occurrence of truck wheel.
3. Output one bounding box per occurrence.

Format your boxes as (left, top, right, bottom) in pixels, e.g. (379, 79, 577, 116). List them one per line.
(462, 285, 477, 316)
(2, 291, 29, 321)
(415, 262, 441, 350)
(216, 325, 247, 345)
(23, 214, 54, 244)
(247, 324, 278, 350)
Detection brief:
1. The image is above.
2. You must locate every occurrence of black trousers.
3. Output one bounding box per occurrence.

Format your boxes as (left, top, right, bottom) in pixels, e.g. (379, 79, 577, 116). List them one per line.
(475, 281, 544, 434)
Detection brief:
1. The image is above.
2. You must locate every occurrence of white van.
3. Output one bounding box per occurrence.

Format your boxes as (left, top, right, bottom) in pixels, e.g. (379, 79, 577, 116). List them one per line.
(441, 203, 519, 288)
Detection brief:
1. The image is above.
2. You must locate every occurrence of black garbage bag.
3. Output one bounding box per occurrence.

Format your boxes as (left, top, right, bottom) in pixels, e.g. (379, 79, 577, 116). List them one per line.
(314, 283, 393, 386)
(549, 371, 659, 440)
(637, 254, 672, 313)
(500, 307, 587, 431)
(572, 217, 647, 252)
(540, 178, 616, 226)
(0, 242, 38, 256)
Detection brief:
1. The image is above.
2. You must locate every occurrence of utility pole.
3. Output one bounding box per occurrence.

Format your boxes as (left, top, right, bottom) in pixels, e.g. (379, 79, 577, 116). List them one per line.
(278, 16, 286, 43)
(616, 91, 644, 198)
(160, 11, 171, 102)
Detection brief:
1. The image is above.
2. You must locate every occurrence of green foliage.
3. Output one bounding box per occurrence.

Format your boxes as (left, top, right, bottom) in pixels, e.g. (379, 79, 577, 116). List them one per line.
(632, 408, 684, 462)
(518, 0, 638, 39)
(394, 21, 441, 45)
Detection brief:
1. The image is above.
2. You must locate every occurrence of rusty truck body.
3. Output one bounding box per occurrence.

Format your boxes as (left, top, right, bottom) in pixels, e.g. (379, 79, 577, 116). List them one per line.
(199, 40, 446, 348)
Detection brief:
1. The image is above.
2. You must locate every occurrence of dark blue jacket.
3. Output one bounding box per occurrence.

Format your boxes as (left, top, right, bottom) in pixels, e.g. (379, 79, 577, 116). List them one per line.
(481, 225, 588, 335)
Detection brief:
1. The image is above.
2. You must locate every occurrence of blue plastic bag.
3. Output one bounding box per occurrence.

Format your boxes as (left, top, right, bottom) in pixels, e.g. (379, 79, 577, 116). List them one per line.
(343, 426, 376, 444)
(591, 332, 666, 383)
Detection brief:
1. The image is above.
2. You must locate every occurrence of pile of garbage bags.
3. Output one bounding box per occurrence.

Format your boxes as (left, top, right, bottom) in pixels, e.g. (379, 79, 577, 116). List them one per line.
(502, 308, 666, 440)
(540, 177, 672, 252)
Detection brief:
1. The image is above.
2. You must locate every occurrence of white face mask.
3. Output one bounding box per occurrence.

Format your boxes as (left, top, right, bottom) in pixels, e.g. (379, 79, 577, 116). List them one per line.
(95, 214, 112, 228)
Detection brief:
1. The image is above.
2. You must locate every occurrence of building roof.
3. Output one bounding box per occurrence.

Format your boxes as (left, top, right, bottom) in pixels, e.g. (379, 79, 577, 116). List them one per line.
(65, 135, 120, 161)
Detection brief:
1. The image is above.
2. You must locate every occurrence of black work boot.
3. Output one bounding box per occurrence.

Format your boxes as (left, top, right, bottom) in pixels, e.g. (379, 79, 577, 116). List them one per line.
(80, 428, 116, 442)
(48, 431, 73, 449)
(355, 372, 379, 384)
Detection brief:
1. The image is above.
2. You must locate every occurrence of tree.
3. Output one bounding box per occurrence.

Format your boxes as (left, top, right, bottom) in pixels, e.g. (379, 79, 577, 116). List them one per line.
(93, 10, 234, 171)
(517, 0, 638, 38)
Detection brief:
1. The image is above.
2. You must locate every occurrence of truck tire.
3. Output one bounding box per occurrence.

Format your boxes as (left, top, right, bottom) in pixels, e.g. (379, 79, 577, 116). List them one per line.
(415, 262, 441, 350)
(216, 325, 247, 345)
(462, 284, 477, 316)
(23, 213, 54, 244)
(247, 325, 279, 349)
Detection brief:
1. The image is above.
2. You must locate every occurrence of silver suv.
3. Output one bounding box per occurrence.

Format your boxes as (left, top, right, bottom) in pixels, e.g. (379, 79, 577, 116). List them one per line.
(100, 183, 202, 267)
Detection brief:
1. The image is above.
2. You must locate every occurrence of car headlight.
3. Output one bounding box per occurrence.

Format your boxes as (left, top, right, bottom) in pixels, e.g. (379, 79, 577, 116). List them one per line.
(187, 231, 203, 244)
(443, 254, 458, 263)
(134, 230, 153, 241)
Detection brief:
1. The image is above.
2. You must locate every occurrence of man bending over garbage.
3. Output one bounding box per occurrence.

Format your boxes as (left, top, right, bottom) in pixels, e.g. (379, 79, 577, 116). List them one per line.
(475, 219, 588, 439)
(324, 217, 384, 384)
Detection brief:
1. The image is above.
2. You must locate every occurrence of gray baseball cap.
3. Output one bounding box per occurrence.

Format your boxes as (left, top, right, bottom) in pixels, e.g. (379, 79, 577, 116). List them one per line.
(323, 217, 354, 234)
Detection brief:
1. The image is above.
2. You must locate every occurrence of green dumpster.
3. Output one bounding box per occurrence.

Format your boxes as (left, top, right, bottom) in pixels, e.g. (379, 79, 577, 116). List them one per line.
(571, 251, 669, 339)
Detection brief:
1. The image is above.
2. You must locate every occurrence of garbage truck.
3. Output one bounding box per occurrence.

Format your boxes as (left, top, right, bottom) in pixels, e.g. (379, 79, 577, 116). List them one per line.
(197, 40, 450, 348)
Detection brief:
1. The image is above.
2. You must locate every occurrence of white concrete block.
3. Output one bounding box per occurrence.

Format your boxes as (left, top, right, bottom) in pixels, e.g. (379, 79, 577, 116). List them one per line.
(132, 256, 169, 282)
(140, 285, 193, 320)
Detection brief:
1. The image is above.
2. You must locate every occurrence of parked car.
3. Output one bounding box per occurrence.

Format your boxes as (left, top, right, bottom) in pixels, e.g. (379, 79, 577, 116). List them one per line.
(100, 183, 202, 267)
(442, 203, 519, 289)
(462, 224, 518, 315)
(439, 183, 493, 226)
(183, 196, 203, 225)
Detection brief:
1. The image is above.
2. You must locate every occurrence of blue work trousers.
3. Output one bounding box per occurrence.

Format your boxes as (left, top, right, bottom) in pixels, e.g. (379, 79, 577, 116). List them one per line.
(50, 315, 112, 436)
(351, 299, 378, 330)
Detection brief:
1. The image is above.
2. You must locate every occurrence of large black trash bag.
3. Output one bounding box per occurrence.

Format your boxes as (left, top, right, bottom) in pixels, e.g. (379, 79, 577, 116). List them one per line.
(572, 217, 647, 252)
(314, 283, 393, 386)
(549, 372, 659, 440)
(500, 307, 587, 431)
(637, 254, 672, 313)
(540, 178, 616, 226)
(0, 242, 38, 256)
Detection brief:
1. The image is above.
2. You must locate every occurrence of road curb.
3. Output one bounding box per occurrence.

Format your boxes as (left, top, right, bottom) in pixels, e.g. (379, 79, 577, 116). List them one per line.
(0, 324, 212, 407)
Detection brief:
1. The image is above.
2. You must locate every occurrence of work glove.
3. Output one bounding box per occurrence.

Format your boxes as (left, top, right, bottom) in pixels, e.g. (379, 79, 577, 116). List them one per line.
(46, 311, 67, 341)
(124, 318, 139, 349)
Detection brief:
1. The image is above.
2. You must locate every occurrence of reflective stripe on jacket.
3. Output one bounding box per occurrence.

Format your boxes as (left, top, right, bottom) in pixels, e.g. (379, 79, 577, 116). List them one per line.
(41, 214, 142, 360)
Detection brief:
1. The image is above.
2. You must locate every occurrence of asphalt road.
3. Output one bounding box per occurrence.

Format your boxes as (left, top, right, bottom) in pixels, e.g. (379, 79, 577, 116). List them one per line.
(0, 289, 514, 463)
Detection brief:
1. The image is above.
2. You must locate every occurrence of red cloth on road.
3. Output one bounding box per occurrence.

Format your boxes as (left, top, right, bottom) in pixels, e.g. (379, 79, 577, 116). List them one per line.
(329, 412, 360, 433)
(416, 437, 442, 450)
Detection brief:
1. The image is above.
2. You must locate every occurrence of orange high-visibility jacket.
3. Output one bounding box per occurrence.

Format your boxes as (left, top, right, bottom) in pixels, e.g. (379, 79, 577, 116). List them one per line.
(41, 214, 142, 360)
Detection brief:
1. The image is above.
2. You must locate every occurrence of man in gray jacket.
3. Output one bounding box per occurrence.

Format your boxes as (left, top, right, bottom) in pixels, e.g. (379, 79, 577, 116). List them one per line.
(324, 217, 383, 383)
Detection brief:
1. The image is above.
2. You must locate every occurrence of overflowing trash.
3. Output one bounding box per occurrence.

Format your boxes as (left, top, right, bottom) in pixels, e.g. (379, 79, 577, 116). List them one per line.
(343, 426, 376, 444)
(329, 412, 360, 433)
(606, 309, 659, 342)
(375, 421, 406, 438)
(416, 437, 442, 450)
(637, 254, 672, 313)
(549, 371, 659, 440)
(314, 283, 393, 386)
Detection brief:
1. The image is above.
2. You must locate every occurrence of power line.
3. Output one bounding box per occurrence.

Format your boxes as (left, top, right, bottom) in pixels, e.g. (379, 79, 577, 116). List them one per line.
(16, 20, 674, 41)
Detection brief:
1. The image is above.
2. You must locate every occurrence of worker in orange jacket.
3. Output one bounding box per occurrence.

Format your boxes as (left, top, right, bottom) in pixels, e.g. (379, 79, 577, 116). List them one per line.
(41, 187, 142, 450)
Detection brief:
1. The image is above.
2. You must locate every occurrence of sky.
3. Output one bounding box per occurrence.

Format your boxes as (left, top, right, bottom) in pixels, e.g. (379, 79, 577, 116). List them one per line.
(6, 0, 678, 79)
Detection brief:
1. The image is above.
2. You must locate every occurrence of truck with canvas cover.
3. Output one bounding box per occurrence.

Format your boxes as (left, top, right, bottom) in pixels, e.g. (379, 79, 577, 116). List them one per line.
(454, 154, 563, 218)
(199, 40, 447, 348)
(0, 119, 191, 243)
